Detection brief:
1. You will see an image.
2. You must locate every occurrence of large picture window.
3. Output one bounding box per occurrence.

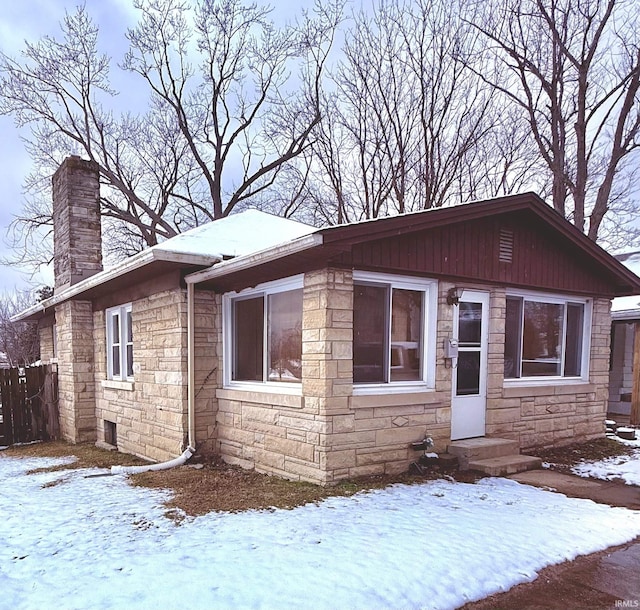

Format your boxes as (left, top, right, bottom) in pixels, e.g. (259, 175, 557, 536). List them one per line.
(228, 278, 303, 385)
(353, 273, 435, 386)
(106, 304, 133, 381)
(505, 294, 588, 380)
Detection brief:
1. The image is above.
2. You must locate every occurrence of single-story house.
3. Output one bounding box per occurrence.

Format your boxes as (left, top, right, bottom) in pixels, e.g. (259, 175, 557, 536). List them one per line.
(608, 251, 640, 423)
(14, 156, 640, 483)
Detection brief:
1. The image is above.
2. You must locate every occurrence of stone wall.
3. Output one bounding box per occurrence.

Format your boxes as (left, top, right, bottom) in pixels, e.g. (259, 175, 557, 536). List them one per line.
(215, 269, 454, 484)
(193, 290, 218, 452)
(55, 300, 97, 442)
(485, 294, 611, 450)
(214, 272, 612, 483)
(38, 320, 55, 362)
(94, 287, 189, 462)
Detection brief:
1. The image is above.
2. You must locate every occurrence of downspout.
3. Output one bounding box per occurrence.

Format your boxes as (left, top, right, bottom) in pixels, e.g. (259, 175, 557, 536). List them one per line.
(111, 277, 209, 476)
(111, 448, 194, 475)
(187, 280, 196, 452)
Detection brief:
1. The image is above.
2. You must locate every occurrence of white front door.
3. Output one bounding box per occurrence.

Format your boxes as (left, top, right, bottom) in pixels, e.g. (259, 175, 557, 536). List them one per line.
(451, 290, 490, 440)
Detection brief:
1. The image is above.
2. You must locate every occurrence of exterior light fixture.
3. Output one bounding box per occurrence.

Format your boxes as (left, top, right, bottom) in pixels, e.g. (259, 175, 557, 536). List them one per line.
(446, 287, 461, 306)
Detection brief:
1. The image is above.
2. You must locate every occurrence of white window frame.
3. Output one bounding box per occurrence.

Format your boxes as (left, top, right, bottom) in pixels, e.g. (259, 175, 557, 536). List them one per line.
(223, 275, 304, 394)
(106, 303, 133, 381)
(352, 271, 438, 395)
(504, 290, 592, 386)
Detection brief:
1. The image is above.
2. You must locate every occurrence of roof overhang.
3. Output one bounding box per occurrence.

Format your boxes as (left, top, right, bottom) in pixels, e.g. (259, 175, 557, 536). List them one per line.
(13, 249, 221, 322)
(185, 233, 324, 288)
(186, 193, 640, 297)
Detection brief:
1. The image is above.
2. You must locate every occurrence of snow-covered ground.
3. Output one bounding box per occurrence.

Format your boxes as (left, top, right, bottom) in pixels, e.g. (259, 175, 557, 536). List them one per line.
(2, 454, 640, 610)
(571, 434, 640, 486)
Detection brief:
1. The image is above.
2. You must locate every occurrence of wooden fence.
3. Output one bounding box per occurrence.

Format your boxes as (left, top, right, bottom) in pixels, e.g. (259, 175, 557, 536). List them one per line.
(0, 364, 59, 446)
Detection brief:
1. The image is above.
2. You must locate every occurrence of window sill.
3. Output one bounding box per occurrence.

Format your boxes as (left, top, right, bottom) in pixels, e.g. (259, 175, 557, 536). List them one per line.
(503, 379, 595, 398)
(353, 383, 432, 396)
(218, 385, 303, 408)
(101, 379, 135, 392)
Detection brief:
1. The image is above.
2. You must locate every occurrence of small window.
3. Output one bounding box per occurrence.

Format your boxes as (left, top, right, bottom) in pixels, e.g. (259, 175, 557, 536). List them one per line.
(227, 278, 303, 385)
(106, 304, 133, 381)
(104, 420, 117, 447)
(505, 294, 588, 380)
(353, 273, 435, 386)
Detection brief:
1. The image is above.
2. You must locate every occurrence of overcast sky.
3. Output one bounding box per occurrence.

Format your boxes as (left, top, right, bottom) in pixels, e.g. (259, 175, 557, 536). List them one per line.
(0, 0, 321, 298)
(0, 1, 140, 296)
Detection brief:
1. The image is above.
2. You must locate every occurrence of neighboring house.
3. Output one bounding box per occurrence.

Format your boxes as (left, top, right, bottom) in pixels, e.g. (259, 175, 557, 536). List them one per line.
(14, 157, 640, 484)
(608, 251, 640, 422)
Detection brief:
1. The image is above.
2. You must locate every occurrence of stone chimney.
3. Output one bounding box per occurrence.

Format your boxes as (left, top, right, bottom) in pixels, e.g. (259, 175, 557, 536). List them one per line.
(52, 156, 103, 292)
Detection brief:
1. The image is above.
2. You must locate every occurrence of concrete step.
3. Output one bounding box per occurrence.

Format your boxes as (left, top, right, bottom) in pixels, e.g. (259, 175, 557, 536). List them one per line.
(468, 454, 542, 477)
(447, 437, 519, 469)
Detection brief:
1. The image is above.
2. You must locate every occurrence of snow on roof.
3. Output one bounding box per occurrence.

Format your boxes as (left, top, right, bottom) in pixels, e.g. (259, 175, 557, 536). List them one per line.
(613, 250, 640, 315)
(153, 209, 317, 259)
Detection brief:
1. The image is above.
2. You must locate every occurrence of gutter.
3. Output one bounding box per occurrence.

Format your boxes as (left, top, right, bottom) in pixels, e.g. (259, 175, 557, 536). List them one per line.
(11, 249, 221, 322)
(612, 309, 640, 321)
(185, 233, 323, 285)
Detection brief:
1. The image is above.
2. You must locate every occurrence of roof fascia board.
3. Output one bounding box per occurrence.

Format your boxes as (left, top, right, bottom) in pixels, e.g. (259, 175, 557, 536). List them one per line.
(612, 309, 640, 321)
(11, 249, 220, 322)
(186, 233, 323, 285)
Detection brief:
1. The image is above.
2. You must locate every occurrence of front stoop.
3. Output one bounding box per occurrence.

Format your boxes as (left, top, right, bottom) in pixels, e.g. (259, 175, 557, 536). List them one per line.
(447, 437, 542, 476)
(467, 454, 542, 476)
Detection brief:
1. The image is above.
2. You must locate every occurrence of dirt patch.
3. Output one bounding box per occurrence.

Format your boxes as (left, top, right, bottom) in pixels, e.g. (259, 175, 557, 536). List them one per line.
(1, 438, 632, 518)
(1, 441, 148, 470)
(461, 537, 640, 610)
(1, 441, 462, 515)
(531, 437, 636, 472)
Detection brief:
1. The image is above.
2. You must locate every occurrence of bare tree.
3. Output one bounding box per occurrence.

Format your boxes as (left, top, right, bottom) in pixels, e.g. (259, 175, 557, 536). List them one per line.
(123, 0, 341, 219)
(0, 291, 41, 367)
(465, 0, 640, 241)
(306, 0, 515, 223)
(0, 1, 340, 271)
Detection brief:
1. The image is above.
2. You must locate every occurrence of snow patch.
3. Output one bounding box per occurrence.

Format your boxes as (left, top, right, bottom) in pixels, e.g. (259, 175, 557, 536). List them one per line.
(2, 455, 640, 609)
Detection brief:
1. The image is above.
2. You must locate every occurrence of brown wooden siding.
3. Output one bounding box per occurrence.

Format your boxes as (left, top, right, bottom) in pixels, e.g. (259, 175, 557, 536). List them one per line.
(330, 211, 618, 296)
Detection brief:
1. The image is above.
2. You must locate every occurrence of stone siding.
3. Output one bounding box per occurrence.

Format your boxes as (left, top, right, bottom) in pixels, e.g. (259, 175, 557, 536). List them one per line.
(215, 270, 454, 484)
(193, 290, 219, 452)
(55, 301, 97, 442)
(94, 288, 189, 462)
(38, 321, 55, 362)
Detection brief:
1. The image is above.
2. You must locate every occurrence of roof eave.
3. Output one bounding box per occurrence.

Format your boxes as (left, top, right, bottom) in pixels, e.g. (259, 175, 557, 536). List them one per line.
(12, 249, 221, 322)
(185, 233, 324, 286)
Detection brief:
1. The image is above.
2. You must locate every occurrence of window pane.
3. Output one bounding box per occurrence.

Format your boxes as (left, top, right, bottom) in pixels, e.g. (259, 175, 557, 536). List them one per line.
(390, 289, 422, 382)
(268, 289, 303, 383)
(457, 351, 480, 395)
(522, 301, 563, 376)
(233, 297, 264, 381)
(564, 303, 584, 377)
(112, 345, 120, 377)
(354, 284, 388, 383)
(126, 310, 133, 343)
(504, 297, 522, 378)
(111, 313, 120, 346)
(458, 302, 482, 345)
(126, 344, 134, 378)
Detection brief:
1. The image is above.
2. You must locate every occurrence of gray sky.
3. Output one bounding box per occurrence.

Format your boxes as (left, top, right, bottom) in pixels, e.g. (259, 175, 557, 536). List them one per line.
(0, 0, 318, 297)
(0, 1, 139, 295)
